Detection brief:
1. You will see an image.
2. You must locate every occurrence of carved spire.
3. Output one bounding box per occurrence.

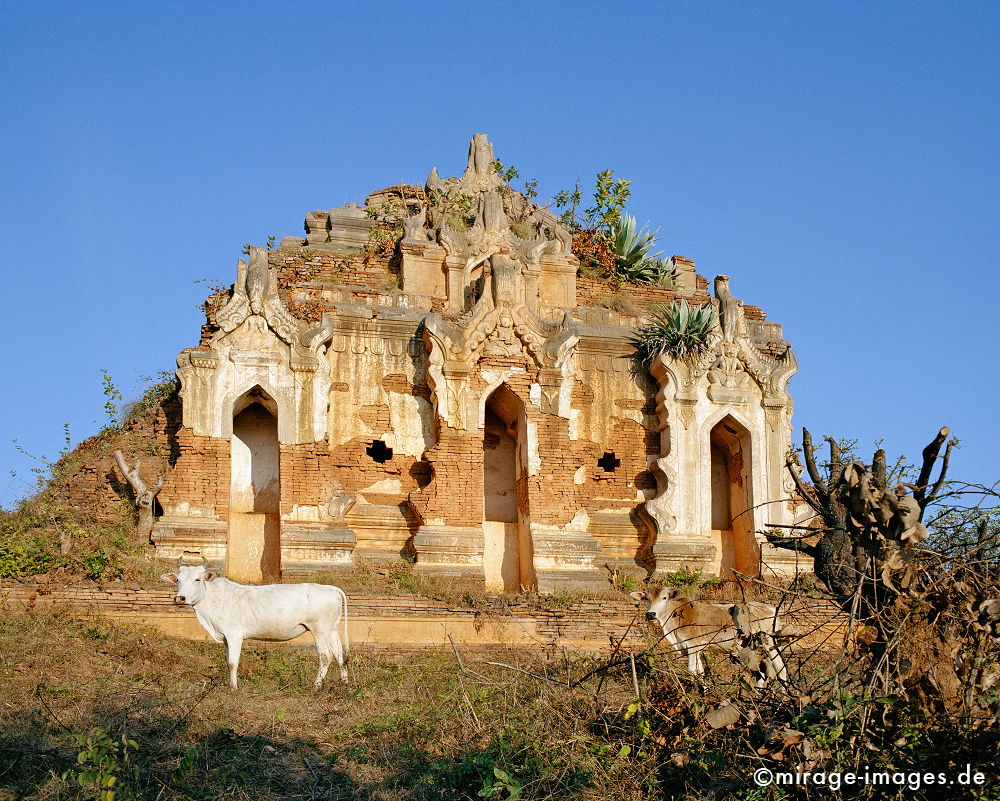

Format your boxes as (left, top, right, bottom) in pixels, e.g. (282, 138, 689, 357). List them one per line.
(213, 246, 310, 348)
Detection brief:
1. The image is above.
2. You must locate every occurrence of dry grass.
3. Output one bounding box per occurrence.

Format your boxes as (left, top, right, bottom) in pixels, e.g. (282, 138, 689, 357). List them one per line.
(0, 605, 656, 800)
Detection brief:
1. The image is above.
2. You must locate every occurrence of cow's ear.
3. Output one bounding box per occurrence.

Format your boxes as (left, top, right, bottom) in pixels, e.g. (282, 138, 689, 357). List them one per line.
(160, 573, 177, 584)
(203, 572, 216, 581)
(629, 591, 647, 602)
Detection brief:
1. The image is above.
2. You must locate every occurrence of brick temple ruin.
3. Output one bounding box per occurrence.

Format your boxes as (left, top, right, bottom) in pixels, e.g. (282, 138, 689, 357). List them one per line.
(151, 134, 801, 591)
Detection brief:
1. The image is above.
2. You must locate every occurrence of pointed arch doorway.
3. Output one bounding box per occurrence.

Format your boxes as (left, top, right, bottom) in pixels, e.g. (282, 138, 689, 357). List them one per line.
(482, 385, 534, 591)
(709, 416, 758, 578)
(228, 387, 281, 582)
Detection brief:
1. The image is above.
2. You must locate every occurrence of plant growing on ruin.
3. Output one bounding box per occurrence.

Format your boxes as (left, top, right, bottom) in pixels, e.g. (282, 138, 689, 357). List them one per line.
(554, 170, 631, 235)
(592, 289, 639, 317)
(241, 236, 276, 255)
(493, 158, 539, 203)
(610, 214, 676, 286)
(100, 370, 123, 429)
(365, 198, 408, 258)
(555, 172, 678, 287)
(0, 523, 63, 577)
(629, 300, 718, 366)
(612, 214, 661, 270)
(429, 180, 476, 231)
(122, 372, 178, 427)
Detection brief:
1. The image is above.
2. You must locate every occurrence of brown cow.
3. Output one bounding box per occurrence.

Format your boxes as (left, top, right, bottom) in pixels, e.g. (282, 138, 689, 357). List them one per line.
(631, 586, 789, 684)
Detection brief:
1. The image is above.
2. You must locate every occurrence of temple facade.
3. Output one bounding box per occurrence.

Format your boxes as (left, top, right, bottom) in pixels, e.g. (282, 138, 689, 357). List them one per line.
(151, 134, 800, 591)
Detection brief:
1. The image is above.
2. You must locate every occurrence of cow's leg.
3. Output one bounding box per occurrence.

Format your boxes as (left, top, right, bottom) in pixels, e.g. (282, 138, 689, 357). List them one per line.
(767, 642, 788, 685)
(332, 629, 348, 682)
(688, 648, 704, 677)
(313, 632, 333, 691)
(224, 633, 243, 690)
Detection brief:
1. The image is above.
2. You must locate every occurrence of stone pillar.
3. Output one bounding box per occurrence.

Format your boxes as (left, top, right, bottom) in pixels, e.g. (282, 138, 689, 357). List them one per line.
(304, 211, 331, 245)
(537, 257, 578, 309)
(644, 361, 718, 576)
(445, 256, 467, 311)
(671, 255, 697, 295)
(400, 240, 446, 298)
(758, 399, 801, 575)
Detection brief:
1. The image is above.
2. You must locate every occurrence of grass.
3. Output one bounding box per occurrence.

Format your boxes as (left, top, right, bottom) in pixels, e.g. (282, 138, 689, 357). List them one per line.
(2, 582, 963, 800)
(0, 605, 656, 801)
(591, 290, 639, 317)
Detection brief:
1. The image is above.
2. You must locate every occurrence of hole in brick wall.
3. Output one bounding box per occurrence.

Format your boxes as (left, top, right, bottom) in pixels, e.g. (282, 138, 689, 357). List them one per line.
(598, 452, 621, 473)
(410, 459, 433, 488)
(635, 470, 657, 491)
(367, 440, 393, 464)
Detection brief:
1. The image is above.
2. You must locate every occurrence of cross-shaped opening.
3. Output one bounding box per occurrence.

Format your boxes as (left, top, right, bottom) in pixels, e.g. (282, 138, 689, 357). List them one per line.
(598, 452, 621, 473)
(367, 440, 393, 464)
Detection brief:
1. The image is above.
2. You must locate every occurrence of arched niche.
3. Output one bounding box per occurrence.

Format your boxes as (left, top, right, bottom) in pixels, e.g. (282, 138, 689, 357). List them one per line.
(708, 414, 759, 578)
(482, 384, 534, 591)
(228, 385, 281, 582)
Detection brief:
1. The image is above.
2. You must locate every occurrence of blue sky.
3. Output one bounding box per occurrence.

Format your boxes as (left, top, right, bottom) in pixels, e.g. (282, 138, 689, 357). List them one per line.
(1, 1, 997, 507)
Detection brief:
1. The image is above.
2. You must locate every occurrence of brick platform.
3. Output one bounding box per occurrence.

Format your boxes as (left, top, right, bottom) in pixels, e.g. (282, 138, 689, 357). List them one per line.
(1, 583, 847, 653)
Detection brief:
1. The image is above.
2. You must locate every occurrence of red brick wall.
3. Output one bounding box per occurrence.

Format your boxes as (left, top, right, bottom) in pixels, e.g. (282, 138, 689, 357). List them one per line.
(576, 278, 712, 311)
(157, 429, 230, 519)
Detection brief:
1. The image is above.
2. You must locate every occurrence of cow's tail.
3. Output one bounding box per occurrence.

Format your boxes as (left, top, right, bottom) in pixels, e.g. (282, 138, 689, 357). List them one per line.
(338, 587, 350, 664)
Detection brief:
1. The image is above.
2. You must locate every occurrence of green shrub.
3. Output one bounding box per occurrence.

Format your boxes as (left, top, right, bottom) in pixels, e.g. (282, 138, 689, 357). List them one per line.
(61, 727, 139, 801)
(661, 565, 704, 590)
(0, 528, 62, 577)
(122, 372, 178, 425)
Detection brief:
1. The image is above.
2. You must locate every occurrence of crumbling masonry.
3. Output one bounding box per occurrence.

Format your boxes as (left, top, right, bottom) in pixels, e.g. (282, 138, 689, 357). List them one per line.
(152, 134, 801, 591)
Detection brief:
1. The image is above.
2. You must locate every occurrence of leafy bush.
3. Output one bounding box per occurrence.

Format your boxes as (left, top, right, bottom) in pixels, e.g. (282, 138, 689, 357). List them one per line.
(0, 526, 62, 577)
(416, 729, 593, 800)
(0, 499, 137, 581)
(661, 565, 705, 590)
(62, 728, 139, 801)
(554, 170, 631, 235)
(121, 372, 178, 426)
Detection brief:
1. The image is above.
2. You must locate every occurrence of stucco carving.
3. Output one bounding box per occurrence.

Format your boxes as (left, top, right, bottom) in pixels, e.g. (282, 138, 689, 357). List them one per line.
(176, 246, 332, 444)
(158, 133, 803, 585)
(643, 275, 798, 574)
(423, 254, 580, 430)
(405, 134, 577, 311)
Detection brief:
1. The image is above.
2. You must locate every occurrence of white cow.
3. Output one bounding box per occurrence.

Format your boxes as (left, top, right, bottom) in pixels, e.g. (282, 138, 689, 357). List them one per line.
(161, 561, 349, 690)
(631, 586, 789, 685)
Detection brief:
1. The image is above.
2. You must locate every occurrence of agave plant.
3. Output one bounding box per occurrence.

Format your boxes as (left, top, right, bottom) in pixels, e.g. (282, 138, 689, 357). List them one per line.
(612, 214, 663, 282)
(629, 300, 718, 366)
(625, 256, 677, 287)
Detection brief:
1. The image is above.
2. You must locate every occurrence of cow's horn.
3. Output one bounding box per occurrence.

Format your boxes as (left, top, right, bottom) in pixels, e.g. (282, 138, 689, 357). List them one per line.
(176, 555, 184, 569)
(199, 554, 207, 566)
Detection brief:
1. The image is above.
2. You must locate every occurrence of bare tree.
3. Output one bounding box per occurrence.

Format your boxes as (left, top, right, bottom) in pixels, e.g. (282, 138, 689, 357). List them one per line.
(768, 427, 950, 612)
(766, 427, 1000, 715)
(113, 451, 164, 541)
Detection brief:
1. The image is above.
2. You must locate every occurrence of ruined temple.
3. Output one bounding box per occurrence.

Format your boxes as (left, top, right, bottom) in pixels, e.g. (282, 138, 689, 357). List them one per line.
(151, 134, 801, 591)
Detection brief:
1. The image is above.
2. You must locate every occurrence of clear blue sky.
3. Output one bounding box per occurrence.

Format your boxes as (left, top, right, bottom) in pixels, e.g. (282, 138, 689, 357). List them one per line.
(1, 1, 997, 508)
